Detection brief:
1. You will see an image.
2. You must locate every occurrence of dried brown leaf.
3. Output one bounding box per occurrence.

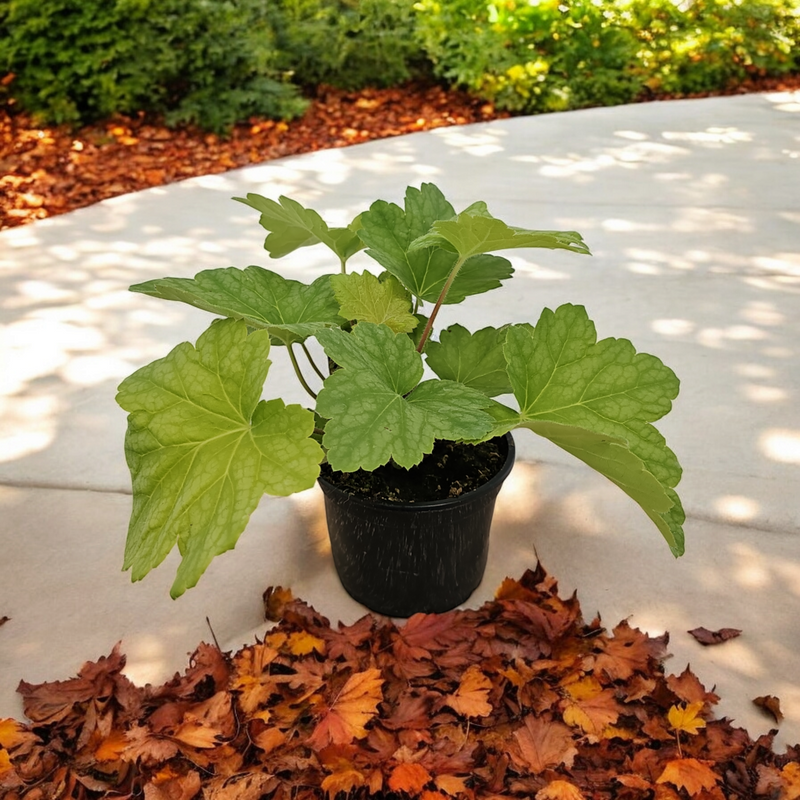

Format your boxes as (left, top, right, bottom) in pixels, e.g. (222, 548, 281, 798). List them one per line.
(753, 695, 783, 724)
(595, 621, 668, 681)
(687, 627, 742, 646)
(512, 714, 577, 774)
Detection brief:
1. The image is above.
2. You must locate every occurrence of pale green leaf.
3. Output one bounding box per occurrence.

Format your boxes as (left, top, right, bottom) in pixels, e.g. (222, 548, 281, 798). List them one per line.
(234, 193, 365, 261)
(504, 305, 684, 555)
(315, 323, 493, 471)
(116, 319, 322, 597)
(330, 271, 418, 333)
(425, 324, 512, 396)
(130, 266, 344, 346)
(358, 183, 514, 304)
(409, 212, 591, 258)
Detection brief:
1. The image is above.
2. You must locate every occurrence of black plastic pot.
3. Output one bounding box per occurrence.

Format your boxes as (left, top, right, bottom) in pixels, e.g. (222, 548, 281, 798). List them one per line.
(317, 434, 515, 617)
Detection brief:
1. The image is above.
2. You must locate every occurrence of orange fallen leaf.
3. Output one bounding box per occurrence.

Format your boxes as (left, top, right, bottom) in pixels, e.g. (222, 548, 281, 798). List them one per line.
(561, 676, 620, 737)
(435, 775, 470, 796)
(445, 664, 493, 718)
(657, 758, 719, 795)
(388, 762, 433, 794)
(172, 692, 235, 749)
(94, 728, 129, 762)
(421, 792, 448, 800)
(536, 779, 586, 799)
(321, 768, 365, 798)
(0, 719, 34, 750)
(144, 768, 202, 800)
(780, 762, 800, 800)
(307, 669, 383, 750)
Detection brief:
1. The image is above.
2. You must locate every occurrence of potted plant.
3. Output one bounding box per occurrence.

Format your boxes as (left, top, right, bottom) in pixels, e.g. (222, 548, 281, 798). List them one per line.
(116, 183, 685, 615)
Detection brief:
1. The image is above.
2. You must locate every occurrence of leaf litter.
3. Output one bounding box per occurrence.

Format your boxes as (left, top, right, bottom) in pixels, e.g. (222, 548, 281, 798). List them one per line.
(1, 564, 798, 799)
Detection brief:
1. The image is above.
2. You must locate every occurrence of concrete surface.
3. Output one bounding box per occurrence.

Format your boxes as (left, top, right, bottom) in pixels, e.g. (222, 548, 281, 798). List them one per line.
(1, 92, 798, 748)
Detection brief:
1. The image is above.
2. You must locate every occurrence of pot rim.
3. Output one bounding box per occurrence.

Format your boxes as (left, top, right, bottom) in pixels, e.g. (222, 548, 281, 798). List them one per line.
(317, 432, 516, 512)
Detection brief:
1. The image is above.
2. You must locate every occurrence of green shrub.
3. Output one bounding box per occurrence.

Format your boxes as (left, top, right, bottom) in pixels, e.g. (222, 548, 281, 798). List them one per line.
(414, 0, 800, 114)
(0, 0, 308, 132)
(633, 0, 800, 95)
(271, 0, 425, 90)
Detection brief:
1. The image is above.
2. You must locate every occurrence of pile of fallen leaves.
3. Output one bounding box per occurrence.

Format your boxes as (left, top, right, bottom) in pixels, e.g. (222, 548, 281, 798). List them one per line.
(0, 82, 503, 231)
(1, 565, 797, 800)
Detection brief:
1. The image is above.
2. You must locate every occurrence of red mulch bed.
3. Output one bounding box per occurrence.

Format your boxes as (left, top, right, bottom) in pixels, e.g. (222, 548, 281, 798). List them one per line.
(2, 74, 799, 231)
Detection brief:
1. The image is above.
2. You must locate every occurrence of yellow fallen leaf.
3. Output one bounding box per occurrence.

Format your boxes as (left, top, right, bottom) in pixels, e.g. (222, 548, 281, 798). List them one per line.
(668, 701, 707, 735)
(286, 631, 326, 656)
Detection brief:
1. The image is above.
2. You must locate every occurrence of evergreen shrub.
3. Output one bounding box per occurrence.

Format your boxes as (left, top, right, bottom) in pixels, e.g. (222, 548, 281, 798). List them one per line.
(0, 0, 308, 132)
(272, 0, 425, 90)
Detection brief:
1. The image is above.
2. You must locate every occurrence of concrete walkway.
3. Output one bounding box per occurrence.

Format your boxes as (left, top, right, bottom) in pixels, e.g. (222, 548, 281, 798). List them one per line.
(1, 92, 799, 748)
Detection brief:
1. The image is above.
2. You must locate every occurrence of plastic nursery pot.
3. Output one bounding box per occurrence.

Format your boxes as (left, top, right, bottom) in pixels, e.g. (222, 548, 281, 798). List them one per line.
(317, 433, 516, 618)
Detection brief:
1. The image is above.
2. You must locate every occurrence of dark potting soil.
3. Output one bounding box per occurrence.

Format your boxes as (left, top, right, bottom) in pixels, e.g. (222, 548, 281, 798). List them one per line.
(319, 438, 505, 502)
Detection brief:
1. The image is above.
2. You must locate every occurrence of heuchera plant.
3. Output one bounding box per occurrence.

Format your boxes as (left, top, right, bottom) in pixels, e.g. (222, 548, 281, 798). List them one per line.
(117, 183, 685, 598)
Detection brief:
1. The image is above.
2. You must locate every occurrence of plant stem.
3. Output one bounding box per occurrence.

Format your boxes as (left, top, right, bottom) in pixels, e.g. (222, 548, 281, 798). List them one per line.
(339, 256, 347, 274)
(416, 255, 466, 353)
(301, 342, 326, 381)
(288, 344, 317, 400)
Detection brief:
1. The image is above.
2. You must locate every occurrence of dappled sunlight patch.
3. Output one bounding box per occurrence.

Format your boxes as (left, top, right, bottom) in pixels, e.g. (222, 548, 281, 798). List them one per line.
(662, 127, 753, 146)
(766, 91, 800, 113)
(760, 428, 800, 464)
(651, 318, 695, 337)
(741, 384, 788, 403)
(712, 495, 760, 523)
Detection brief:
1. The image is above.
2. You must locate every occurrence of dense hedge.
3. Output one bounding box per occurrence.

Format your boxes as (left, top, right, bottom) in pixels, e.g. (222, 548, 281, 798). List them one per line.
(415, 0, 800, 114)
(0, 0, 309, 131)
(1, 0, 798, 132)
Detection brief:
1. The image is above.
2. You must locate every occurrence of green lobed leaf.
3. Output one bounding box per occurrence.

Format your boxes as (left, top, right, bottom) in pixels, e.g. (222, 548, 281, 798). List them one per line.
(503, 304, 684, 555)
(116, 318, 323, 597)
(234, 193, 365, 261)
(130, 266, 344, 346)
(358, 183, 514, 304)
(425, 324, 512, 397)
(409, 212, 592, 258)
(315, 322, 494, 471)
(330, 271, 418, 334)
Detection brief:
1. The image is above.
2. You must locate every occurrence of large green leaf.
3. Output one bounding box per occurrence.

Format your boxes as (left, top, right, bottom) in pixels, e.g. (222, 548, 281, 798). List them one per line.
(358, 183, 514, 304)
(409, 212, 592, 258)
(130, 266, 344, 346)
(503, 305, 684, 555)
(235, 193, 365, 261)
(330, 271, 418, 334)
(315, 322, 494, 471)
(116, 318, 322, 597)
(425, 324, 512, 397)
